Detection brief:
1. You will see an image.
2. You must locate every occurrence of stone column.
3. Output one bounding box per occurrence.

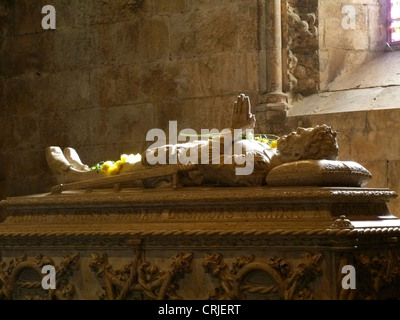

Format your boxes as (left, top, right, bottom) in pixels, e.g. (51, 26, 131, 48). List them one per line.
(270, 0, 283, 94)
(256, 0, 289, 131)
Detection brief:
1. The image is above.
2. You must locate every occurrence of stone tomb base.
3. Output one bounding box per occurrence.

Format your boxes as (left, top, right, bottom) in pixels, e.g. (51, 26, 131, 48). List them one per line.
(0, 186, 400, 300)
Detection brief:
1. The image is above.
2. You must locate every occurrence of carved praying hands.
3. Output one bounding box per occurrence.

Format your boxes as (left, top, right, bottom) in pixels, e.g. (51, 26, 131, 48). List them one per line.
(230, 93, 256, 131)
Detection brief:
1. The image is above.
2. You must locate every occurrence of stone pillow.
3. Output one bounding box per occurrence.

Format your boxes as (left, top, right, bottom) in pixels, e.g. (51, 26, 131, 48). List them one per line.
(266, 160, 372, 187)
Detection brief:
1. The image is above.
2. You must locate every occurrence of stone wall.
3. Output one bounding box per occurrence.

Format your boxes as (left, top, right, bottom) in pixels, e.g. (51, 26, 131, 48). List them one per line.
(286, 109, 400, 216)
(319, 0, 388, 90)
(0, 0, 394, 200)
(0, 0, 260, 199)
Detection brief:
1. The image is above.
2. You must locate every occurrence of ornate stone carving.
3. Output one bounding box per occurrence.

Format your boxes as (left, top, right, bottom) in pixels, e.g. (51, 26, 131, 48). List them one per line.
(338, 250, 400, 300)
(286, 2, 319, 98)
(89, 251, 193, 300)
(0, 253, 79, 300)
(331, 215, 354, 229)
(285, 252, 323, 300)
(203, 252, 323, 300)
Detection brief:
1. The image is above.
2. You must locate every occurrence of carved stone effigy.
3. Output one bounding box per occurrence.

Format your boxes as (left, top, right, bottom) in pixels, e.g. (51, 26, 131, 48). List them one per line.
(1, 184, 400, 300)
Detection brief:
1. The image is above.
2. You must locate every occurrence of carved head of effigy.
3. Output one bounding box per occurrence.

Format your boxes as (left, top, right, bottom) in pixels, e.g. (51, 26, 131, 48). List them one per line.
(276, 124, 339, 162)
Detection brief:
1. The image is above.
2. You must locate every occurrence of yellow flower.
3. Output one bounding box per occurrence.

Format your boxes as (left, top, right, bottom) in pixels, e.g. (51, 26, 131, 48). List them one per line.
(270, 140, 277, 148)
(99, 153, 142, 175)
(101, 161, 119, 175)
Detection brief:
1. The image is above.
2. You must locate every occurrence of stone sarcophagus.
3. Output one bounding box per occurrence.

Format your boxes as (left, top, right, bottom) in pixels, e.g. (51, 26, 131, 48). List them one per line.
(1, 185, 400, 300)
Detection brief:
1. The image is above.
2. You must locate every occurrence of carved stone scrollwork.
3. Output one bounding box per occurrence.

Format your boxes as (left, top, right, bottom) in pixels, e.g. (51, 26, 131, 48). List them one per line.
(338, 250, 400, 300)
(89, 251, 193, 300)
(0, 253, 79, 300)
(203, 252, 323, 300)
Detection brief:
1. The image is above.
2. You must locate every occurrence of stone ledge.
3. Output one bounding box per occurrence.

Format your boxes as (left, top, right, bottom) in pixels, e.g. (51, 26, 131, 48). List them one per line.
(0, 186, 398, 242)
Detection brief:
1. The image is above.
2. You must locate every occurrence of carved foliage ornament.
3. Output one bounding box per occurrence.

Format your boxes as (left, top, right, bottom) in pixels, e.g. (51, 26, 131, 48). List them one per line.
(286, 2, 319, 96)
(203, 252, 323, 300)
(338, 250, 400, 300)
(89, 251, 193, 300)
(0, 253, 79, 300)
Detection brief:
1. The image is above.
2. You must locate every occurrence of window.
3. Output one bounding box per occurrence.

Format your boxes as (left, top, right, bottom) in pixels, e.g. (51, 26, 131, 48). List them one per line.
(389, 0, 400, 44)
